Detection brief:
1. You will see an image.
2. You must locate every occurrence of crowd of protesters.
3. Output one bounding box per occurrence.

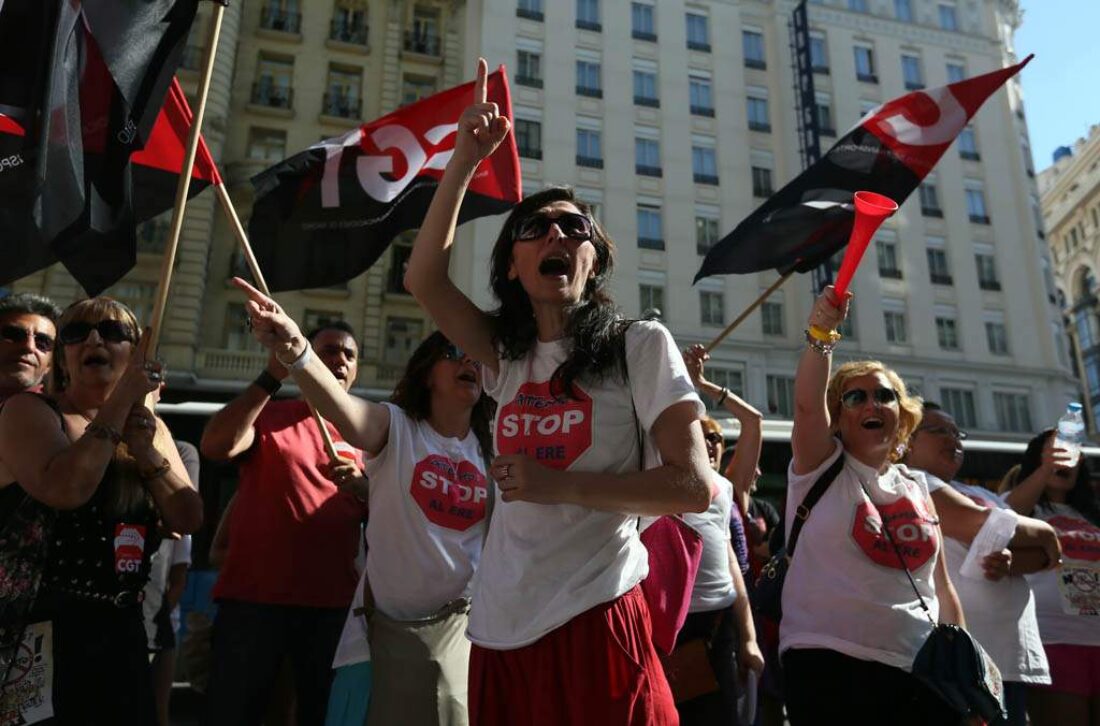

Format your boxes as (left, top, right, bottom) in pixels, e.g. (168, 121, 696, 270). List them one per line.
(1, 59, 1099, 726)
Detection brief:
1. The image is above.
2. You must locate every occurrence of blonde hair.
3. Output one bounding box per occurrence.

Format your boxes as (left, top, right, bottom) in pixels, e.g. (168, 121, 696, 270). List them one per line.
(51, 297, 140, 392)
(826, 360, 922, 463)
(701, 416, 723, 437)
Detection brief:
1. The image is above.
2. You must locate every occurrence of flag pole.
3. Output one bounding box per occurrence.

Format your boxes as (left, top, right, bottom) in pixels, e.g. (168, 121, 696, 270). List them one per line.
(214, 183, 341, 462)
(704, 270, 795, 353)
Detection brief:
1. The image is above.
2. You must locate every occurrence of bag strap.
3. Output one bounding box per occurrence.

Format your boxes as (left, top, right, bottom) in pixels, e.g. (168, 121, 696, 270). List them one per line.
(856, 479, 937, 629)
(786, 454, 845, 557)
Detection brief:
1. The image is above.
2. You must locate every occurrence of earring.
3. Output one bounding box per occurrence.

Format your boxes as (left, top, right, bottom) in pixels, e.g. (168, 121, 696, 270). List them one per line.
(894, 441, 907, 459)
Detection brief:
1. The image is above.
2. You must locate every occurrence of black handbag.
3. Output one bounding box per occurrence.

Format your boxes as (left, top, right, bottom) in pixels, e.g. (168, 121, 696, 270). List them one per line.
(857, 479, 1006, 723)
(751, 456, 844, 621)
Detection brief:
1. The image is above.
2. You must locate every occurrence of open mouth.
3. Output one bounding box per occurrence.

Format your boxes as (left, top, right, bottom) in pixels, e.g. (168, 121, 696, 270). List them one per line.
(82, 353, 110, 368)
(860, 417, 884, 430)
(1055, 468, 1073, 479)
(538, 254, 571, 277)
(457, 371, 478, 384)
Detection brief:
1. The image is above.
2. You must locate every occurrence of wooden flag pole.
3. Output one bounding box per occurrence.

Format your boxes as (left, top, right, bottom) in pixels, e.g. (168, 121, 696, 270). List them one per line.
(704, 270, 795, 353)
(213, 183, 340, 462)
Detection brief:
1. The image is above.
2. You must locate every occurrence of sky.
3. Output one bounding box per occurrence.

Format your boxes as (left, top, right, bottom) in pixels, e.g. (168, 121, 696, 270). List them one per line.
(1015, 0, 1100, 172)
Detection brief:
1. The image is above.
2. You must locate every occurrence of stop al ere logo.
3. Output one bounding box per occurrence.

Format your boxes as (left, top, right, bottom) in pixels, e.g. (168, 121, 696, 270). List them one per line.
(851, 497, 937, 570)
(496, 381, 593, 470)
(410, 455, 487, 531)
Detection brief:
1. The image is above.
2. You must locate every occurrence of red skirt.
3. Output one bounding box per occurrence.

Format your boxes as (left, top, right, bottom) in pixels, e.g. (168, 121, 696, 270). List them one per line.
(469, 586, 678, 725)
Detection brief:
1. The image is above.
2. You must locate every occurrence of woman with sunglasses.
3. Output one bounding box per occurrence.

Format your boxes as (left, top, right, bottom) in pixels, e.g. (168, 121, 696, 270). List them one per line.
(1002, 430, 1100, 725)
(402, 59, 711, 725)
(782, 286, 963, 724)
(231, 277, 493, 726)
(0, 297, 202, 724)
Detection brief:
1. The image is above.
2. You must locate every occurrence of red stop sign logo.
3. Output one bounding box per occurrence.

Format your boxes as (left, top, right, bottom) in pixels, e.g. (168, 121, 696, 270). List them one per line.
(410, 455, 487, 531)
(851, 497, 938, 570)
(496, 381, 593, 471)
(1049, 515, 1100, 562)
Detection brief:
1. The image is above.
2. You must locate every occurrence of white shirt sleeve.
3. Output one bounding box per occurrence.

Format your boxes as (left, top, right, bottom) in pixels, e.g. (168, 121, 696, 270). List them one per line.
(919, 471, 950, 493)
(364, 402, 403, 479)
(624, 320, 705, 432)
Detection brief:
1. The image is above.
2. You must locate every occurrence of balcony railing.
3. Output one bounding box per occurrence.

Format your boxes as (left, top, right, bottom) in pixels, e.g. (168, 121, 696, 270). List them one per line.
(515, 75, 543, 89)
(260, 7, 301, 34)
(979, 279, 1002, 291)
(879, 268, 903, 279)
(904, 81, 925, 90)
(812, 64, 830, 74)
(519, 146, 542, 160)
(694, 173, 719, 185)
(921, 206, 944, 218)
(576, 19, 601, 31)
(636, 165, 662, 178)
(634, 95, 660, 108)
(576, 85, 602, 98)
(330, 20, 368, 45)
(748, 121, 772, 133)
(638, 237, 665, 250)
(197, 349, 269, 379)
(960, 150, 981, 161)
(516, 7, 543, 21)
(857, 72, 878, 83)
(744, 58, 767, 70)
(753, 184, 774, 198)
(404, 30, 440, 56)
(576, 155, 603, 169)
(969, 214, 991, 225)
(251, 83, 293, 109)
(930, 273, 954, 285)
(322, 93, 361, 119)
(687, 40, 711, 52)
(819, 126, 837, 137)
(632, 30, 658, 42)
(691, 105, 715, 118)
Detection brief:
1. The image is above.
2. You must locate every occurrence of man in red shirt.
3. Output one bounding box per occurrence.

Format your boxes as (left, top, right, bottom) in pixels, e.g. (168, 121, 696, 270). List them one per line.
(201, 321, 368, 726)
(0, 292, 61, 403)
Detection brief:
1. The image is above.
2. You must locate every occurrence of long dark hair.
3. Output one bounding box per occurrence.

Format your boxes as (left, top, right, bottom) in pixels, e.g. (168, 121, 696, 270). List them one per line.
(391, 331, 494, 458)
(488, 186, 628, 398)
(1012, 428, 1100, 525)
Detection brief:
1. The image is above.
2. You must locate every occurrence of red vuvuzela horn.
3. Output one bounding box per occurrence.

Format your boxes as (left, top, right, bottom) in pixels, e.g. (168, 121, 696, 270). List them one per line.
(832, 191, 899, 303)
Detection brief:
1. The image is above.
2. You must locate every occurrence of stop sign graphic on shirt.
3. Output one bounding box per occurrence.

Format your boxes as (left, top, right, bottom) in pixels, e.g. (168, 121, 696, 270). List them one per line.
(851, 497, 938, 570)
(410, 455, 487, 531)
(496, 381, 593, 470)
(1048, 515, 1100, 562)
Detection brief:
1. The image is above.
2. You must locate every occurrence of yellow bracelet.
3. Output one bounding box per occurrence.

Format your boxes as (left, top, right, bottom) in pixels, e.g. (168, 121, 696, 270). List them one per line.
(808, 325, 842, 344)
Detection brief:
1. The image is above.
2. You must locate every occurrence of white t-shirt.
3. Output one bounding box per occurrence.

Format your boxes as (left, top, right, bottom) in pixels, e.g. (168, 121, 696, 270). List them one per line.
(923, 475, 1050, 683)
(364, 403, 488, 621)
(468, 320, 704, 649)
(1027, 502, 1100, 646)
(683, 472, 737, 613)
(781, 441, 941, 671)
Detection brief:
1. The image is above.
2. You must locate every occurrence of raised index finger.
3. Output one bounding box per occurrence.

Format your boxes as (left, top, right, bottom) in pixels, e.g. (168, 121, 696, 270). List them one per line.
(474, 58, 488, 104)
(133, 326, 153, 365)
(231, 276, 275, 308)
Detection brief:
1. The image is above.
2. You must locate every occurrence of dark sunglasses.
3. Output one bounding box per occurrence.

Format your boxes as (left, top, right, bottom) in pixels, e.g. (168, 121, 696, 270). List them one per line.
(58, 319, 135, 346)
(840, 387, 898, 409)
(704, 432, 724, 445)
(916, 425, 968, 440)
(514, 211, 593, 242)
(0, 324, 55, 353)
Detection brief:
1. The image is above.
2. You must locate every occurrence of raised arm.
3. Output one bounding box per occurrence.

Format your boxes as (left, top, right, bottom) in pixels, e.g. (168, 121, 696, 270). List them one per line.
(404, 58, 510, 372)
(124, 410, 203, 534)
(1002, 434, 1071, 515)
(199, 358, 276, 461)
(792, 286, 851, 475)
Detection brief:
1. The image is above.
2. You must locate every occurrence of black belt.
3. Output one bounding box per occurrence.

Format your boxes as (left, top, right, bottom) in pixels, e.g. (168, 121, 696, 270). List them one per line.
(45, 585, 145, 609)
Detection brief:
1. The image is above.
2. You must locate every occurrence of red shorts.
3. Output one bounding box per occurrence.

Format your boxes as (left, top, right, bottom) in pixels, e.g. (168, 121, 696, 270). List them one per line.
(469, 586, 678, 725)
(1040, 643, 1100, 697)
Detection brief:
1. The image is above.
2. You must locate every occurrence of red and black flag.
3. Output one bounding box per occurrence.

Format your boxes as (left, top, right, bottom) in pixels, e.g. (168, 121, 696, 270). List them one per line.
(0, 0, 199, 294)
(694, 55, 1032, 282)
(248, 66, 523, 292)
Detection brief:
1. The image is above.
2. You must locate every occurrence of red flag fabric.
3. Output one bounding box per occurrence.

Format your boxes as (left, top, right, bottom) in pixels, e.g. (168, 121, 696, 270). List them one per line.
(248, 66, 522, 292)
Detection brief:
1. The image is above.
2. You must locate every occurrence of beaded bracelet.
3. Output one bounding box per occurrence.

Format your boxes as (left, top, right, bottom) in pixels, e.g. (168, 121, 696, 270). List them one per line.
(85, 420, 123, 445)
(804, 329, 839, 356)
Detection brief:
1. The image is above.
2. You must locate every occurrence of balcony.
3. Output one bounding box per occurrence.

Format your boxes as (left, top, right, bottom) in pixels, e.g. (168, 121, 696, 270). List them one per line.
(960, 150, 981, 161)
(576, 19, 601, 31)
(904, 81, 925, 91)
(634, 95, 660, 108)
(879, 268, 903, 279)
(638, 238, 664, 250)
(516, 7, 543, 21)
(260, 7, 301, 34)
(633, 30, 658, 42)
(969, 214, 991, 225)
(691, 105, 715, 118)
(576, 85, 602, 98)
(516, 75, 543, 89)
(748, 121, 772, 133)
(404, 31, 440, 57)
(812, 65, 830, 75)
(744, 58, 767, 70)
(921, 206, 944, 218)
(329, 20, 368, 46)
(519, 146, 542, 160)
(251, 83, 293, 110)
(197, 349, 269, 380)
(180, 44, 203, 72)
(322, 93, 361, 119)
(930, 273, 954, 286)
(820, 126, 837, 137)
(753, 184, 774, 198)
(857, 72, 878, 84)
(636, 165, 662, 178)
(694, 173, 719, 185)
(576, 155, 603, 169)
(979, 279, 1002, 291)
(688, 40, 711, 52)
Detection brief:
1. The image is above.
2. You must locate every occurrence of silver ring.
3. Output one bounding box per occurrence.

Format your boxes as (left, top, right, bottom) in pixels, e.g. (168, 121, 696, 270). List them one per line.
(148, 372, 162, 382)
(504, 464, 512, 480)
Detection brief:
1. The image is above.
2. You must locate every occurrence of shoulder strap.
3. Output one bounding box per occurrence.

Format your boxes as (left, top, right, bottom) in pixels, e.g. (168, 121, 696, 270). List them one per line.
(786, 453, 845, 557)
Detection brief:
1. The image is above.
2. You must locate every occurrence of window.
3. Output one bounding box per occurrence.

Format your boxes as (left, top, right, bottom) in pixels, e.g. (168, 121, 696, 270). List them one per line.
(253, 53, 294, 109)
(689, 75, 714, 116)
(894, 0, 913, 21)
(577, 0, 600, 31)
(303, 309, 344, 335)
(637, 205, 663, 249)
(686, 13, 710, 51)
(936, 315, 959, 350)
(631, 2, 656, 41)
(938, 2, 958, 31)
(958, 126, 979, 160)
(986, 321, 1009, 355)
(331, 1, 368, 45)
(401, 74, 436, 106)
(810, 33, 829, 72)
(576, 128, 602, 168)
(743, 30, 765, 69)
(635, 136, 661, 177)
(639, 284, 664, 315)
(323, 64, 362, 118)
(224, 304, 262, 351)
(576, 59, 602, 97)
(247, 127, 287, 161)
(927, 246, 952, 285)
(994, 393, 1031, 432)
(816, 97, 835, 135)
(877, 238, 902, 278)
(920, 182, 942, 216)
(137, 214, 171, 254)
(941, 388, 977, 428)
(108, 283, 155, 327)
(696, 215, 720, 255)
(406, 5, 441, 55)
(692, 144, 718, 185)
(515, 119, 542, 160)
(946, 61, 966, 83)
(708, 368, 745, 404)
(633, 65, 659, 107)
(387, 236, 413, 293)
(517, 0, 543, 21)
(966, 186, 989, 224)
(383, 317, 424, 366)
(260, 1, 301, 33)
(975, 251, 1000, 290)
(884, 310, 907, 343)
(700, 291, 724, 326)
(901, 54, 923, 89)
(854, 46, 876, 83)
(747, 95, 770, 132)
(766, 375, 795, 417)
(762, 301, 784, 336)
(752, 166, 773, 197)
(848, 0, 868, 11)
(516, 50, 542, 88)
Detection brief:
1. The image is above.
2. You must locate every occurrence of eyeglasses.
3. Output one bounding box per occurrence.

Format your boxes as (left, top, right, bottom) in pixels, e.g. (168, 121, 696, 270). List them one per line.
(916, 425, 968, 441)
(514, 211, 593, 242)
(840, 387, 898, 409)
(704, 432, 724, 445)
(58, 320, 135, 346)
(0, 324, 55, 353)
(440, 343, 467, 361)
